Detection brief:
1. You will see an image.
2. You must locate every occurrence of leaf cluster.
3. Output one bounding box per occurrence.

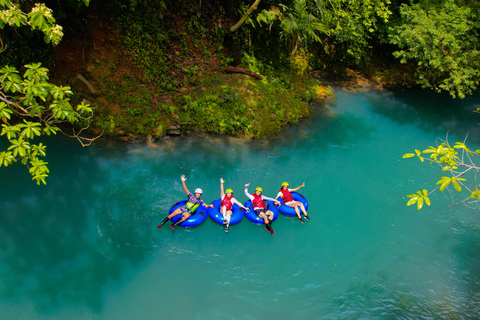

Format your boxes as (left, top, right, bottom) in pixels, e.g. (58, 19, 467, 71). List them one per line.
(403, 139, 480, 210)
(0, 62, 96, 184)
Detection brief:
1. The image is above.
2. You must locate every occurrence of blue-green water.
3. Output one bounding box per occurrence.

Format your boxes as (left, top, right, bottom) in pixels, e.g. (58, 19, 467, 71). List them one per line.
(1, 88, 480, 319)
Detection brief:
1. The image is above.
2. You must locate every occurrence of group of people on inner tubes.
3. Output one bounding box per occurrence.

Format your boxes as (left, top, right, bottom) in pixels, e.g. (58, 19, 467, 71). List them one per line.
(157, 175, 309, 235)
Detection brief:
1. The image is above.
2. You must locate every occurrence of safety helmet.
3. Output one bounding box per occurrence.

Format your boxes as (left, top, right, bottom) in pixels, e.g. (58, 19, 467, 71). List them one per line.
(225, 188, 233, 194)
(255, 187, 263, 193)
(281, 182, 289, 187)
(195, 188, 203, 194)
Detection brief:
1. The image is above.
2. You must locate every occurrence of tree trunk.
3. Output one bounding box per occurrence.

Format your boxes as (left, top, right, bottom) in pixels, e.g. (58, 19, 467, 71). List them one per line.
(225, 67, 263, 80)
(224, 0, 242, 65)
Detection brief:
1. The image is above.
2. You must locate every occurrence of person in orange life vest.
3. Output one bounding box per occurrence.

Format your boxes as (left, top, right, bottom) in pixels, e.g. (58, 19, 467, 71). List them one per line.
(220, 178, 249, 232)
(157, 175, 214, 230)
(244, 183, 281, 235)
(275, 181, 309, 223)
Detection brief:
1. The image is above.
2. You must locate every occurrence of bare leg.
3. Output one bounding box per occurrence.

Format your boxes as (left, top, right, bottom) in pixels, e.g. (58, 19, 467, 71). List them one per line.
(264, 211, 275, 235)
(260, 212, 269, 224)
(300, 203, 307, 215)
(226, 210, 232, 226)
(221, 206, 227, 224)
(225, 209, 232, 232)
(168, 208, 182, 219)
(171, 212, 191, 230)
(288, 203, 304, 221)
(294, 205, 301, 219)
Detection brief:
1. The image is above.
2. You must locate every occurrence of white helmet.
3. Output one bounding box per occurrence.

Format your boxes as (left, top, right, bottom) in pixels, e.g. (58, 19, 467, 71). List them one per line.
(195, 188, 203, 194)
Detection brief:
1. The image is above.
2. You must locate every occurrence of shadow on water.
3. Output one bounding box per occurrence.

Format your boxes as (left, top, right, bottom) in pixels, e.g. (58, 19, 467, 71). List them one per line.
(0, 136, 151, 313)
(268, 101, 375, 155)
(368, 89, 480, 144)
(122, 100, 374, 172)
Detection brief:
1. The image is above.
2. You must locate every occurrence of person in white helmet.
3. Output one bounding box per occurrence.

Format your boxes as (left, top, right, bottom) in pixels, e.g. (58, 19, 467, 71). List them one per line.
(158, 175, 214, 230)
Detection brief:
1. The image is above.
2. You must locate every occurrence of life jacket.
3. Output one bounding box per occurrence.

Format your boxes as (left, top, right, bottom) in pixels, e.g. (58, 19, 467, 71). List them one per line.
(221, 195, 234, 210)
(185, 197, 201, 213)
(279, 188, 294, 203)
(252, 194, 265, 209)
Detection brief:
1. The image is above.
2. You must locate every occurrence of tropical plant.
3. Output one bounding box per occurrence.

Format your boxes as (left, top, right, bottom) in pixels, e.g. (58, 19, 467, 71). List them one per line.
(403, 136, 480, 210)
(0, 0, 97, 185)
(389, 1, 480, 98)
(255, 0, 329, 54)
(314, 0, 392, 66)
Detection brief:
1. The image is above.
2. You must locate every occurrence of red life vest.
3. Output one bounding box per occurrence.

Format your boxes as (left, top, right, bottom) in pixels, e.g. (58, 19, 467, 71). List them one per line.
(221, 195, 234, 210)
(279, 188, 294, 203)
(252, 194, 265, 208)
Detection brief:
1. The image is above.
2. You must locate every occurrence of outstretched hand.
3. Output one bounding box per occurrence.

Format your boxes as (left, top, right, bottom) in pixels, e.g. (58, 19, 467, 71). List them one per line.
(244, 183, 250, 188)
(301, 182, 305, 187)
(220, 178, 225, 184)
(181, 175, 187, 182)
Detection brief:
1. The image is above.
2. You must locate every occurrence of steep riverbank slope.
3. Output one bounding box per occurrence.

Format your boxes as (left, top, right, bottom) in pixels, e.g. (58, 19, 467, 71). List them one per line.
(49, 3, 336, 141)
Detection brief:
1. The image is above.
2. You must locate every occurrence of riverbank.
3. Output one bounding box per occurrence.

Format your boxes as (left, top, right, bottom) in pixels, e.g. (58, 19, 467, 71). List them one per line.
(50, 16, 336, 141)
(48, 3, 410, 143)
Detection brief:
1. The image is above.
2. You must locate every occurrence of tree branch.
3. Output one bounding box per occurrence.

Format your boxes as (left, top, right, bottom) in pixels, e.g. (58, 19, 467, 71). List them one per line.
(229, 0, 262, 33)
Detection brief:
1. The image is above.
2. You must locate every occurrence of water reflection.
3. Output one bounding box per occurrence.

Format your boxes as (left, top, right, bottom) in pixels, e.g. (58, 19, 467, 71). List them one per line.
(368, 89, 480, 144)
(0, 139, 150, 312)
(269, 101, 375, 156)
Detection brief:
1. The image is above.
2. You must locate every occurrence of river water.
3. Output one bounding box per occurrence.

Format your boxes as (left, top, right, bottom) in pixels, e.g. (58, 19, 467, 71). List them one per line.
(1, 87, 480, 319)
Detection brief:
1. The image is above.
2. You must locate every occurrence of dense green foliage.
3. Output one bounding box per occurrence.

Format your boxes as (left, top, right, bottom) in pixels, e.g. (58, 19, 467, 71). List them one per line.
(245, 0, 478, 96)
(389, 1, 480, 98)
(174, 68, 328, 137)
(0, 0, 93, 184)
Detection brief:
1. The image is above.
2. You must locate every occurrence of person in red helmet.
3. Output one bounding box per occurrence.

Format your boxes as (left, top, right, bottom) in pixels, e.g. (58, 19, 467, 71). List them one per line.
(220, 178, 249, 232)
(244, 183, 280, 235)
(275, 181, 309, 222)
(158, 175, 214, 230)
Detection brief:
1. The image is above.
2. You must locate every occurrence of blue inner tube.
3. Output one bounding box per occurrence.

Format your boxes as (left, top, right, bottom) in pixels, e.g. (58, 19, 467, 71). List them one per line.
(277, 192, 309, 216)
(243, 200, 279, 224)
(207, 199, 244, 225)
(169, 200, 208, 228)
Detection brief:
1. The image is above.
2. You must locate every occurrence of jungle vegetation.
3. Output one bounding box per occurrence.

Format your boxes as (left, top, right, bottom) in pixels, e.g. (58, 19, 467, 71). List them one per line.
(0, 0, 479, 184)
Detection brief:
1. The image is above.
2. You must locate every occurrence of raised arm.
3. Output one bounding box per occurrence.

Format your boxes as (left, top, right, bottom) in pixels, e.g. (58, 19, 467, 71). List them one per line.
(291, 182, 305, 192)
(220, 178, 225, 198)
(181, 175, 189, 195)
(244, 183, 253, 200)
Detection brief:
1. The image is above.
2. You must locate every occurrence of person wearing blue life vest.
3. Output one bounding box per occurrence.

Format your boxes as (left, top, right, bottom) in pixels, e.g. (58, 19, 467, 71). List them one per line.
(158, 175, 214, 230)
(275, 181, 309, 222)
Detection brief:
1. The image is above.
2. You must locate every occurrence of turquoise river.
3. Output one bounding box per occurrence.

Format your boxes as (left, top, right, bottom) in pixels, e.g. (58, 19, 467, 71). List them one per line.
(1, 87, 480, 319)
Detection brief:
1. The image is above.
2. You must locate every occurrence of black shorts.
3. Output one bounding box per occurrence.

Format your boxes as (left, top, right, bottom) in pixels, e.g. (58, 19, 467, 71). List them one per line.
(254, 208, 266, 216)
